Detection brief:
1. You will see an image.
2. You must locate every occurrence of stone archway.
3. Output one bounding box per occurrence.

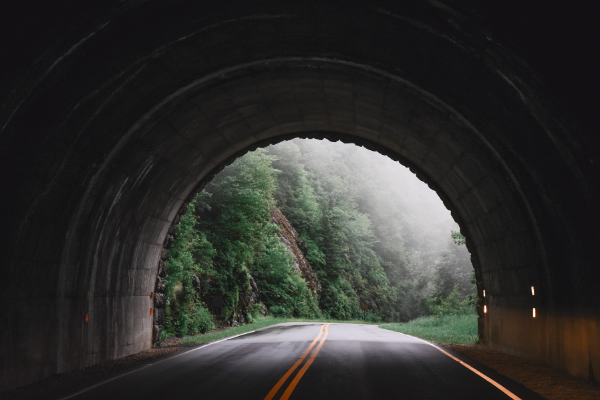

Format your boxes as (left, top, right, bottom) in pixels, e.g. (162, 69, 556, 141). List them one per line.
(1, 0, 598, 391)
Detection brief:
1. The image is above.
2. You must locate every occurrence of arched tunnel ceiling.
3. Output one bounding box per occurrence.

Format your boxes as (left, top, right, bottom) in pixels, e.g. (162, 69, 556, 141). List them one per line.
(0, 0, 599, 391)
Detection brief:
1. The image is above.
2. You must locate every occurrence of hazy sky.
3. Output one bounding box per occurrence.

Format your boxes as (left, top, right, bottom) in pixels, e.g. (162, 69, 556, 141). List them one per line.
(285, 139, 460, 257)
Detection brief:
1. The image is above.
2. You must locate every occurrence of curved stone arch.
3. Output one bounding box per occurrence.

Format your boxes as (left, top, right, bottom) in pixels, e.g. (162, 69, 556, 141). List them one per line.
(53, 60, 545, 376)
(69, 56, 546, 258)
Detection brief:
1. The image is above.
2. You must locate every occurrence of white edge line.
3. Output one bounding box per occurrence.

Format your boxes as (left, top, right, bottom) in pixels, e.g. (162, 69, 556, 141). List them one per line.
(388, 330, 522, 400)
(59, 330, 257, 400)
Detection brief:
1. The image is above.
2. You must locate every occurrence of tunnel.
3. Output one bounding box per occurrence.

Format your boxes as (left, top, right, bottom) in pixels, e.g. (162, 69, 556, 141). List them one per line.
(1, 0, 599, 392)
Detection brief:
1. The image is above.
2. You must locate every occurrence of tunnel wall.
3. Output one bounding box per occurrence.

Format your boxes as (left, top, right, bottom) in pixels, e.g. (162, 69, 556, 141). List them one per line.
(1, 0, 599, 391)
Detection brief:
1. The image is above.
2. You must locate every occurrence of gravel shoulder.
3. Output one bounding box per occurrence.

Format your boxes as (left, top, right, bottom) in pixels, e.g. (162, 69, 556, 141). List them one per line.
(446, 344, 600, 400)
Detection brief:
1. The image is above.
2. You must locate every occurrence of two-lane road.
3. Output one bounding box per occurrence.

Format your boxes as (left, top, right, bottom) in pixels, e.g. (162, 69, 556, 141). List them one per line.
(66, 323, 543, 400)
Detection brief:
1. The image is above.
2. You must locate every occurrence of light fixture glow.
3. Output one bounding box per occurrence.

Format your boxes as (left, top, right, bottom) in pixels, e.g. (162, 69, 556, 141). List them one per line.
(533, 308, 536, 318)
(150, 308, 153, 315)
(531, 286, 535, 296)
(483, 290, 486, 297)
(484, 305, 487, 313)
(85, 313, 88, 323)
(150, 292, 154, 299)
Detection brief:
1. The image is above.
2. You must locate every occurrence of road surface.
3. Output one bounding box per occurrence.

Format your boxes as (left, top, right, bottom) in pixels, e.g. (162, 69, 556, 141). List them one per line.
(65, 323, 544, 400)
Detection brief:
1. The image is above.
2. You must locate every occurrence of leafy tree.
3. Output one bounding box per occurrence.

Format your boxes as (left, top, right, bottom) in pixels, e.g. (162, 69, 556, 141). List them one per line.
(196, 148, 319, 320)
(163, 139, 477, 337)
(427, 285, 474, 317)
(163, 201, 215, 337)
(269, 140, 415, 321)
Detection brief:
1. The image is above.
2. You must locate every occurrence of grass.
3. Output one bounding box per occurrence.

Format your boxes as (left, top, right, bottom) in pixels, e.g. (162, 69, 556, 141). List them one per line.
(178, 314, 478, 346)
(179, 316, 376, 345)
(380, 314, 478, 345)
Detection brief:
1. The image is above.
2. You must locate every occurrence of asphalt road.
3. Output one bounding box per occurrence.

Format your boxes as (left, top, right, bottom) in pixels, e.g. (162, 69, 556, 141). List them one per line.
(65, 323, 544, 400)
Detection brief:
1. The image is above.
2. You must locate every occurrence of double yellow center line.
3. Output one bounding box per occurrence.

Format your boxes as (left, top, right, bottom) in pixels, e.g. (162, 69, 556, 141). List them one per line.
(264, 323, 330, 400)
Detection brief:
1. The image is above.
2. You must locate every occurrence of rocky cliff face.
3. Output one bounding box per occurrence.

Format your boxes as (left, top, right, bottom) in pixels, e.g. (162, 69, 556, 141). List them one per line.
(271, 208, 322, 300)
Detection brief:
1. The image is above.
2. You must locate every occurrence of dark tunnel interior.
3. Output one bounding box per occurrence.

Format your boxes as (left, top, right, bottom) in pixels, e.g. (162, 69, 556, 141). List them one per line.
(1, 0, 599, 391)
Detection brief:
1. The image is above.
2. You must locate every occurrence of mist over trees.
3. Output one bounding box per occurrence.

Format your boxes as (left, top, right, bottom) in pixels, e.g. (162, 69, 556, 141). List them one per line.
(162, 139, 474, 337)
(269, 139, 473, 319)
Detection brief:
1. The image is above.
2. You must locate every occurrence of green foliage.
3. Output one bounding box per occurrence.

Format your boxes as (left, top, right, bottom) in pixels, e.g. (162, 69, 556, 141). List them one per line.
(451, 230, 466, 246)
(268, 140, 421, 322)
(319, 277, 361, 320)
(361, 310, 382, 323)
(425, 285, 474, 317)
(418, 232, 476, 318)
(253, 235, 320, 318)
(163, 139, 478, 340)
(163, 201, 216, 337)
(196, 149, 319, 321)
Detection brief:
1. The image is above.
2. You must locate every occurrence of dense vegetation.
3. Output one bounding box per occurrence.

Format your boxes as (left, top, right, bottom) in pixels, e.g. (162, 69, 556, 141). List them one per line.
(162, 139, 475, 339)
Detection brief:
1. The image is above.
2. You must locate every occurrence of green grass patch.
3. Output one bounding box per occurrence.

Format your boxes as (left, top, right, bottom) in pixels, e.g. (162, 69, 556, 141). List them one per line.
(179, 316, 376, 345)
(380, 314, 478, 345)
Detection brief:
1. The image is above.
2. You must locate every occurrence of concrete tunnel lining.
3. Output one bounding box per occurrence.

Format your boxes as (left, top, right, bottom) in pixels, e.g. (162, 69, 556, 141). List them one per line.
(43, 62, 554, 380)
(0, 0, 598, 391)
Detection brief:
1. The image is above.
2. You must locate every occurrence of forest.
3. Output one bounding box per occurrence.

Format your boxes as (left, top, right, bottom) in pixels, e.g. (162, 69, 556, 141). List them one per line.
(161, 139, 474, 339)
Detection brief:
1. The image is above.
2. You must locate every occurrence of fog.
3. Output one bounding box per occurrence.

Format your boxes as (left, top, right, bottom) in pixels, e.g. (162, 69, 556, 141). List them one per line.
(287, 138, 459, 253)
(269, 138, 471, 300)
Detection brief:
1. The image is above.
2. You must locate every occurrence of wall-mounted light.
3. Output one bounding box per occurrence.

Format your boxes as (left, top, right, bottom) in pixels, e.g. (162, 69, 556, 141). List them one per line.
(150, 308, 153, 315)
(483, 290, 486, 297)
(85, 290, 89, 300)
(484, 305, 487, 313)
(531, 286, 535, 296)
(85, 313, 88, 323)
(533, 308, 536, 318)
(150, 292, 154, 299)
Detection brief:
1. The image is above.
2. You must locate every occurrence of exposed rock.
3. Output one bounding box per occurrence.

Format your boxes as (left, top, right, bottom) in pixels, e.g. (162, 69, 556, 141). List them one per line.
(158, 260, 167, 277)
(271, 208, 322, 299)
(180, 202, 189, 214)
(160, 248, 169, 260)
(153, 308, 165, 325)
(192, 275, 202, 294)
(238, 273, 268, 319)
(154, 293, 166, 308)
(367, 298, 378, 310)
(172, 213, 181, 225)
(153, 324, 161, 342)
(168, 225, 179, 236)
(155, 276, 166, 293)
(164, 235, 174, 249)
(232, 320, 239, 327)
(248, 274, 260, 305)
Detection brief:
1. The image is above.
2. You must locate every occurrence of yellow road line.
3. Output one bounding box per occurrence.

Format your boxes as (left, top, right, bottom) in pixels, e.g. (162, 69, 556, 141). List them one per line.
(279, 323, 330, 400)
(393, 331, 522, 400)
(263, 324, 327, 400)
(427, 344, 521, 400)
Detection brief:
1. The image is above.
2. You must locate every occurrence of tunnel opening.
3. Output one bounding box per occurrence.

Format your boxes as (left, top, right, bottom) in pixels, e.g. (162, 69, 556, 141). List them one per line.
(1, 59, 571, 389)
(156, 137, 476, 345)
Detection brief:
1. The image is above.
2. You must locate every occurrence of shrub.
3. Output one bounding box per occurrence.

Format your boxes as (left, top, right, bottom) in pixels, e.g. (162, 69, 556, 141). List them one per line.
(362, 311, 382, 323)
(426, 285, 474, 317)
(188, 305, 214, 334)
(270, 305, 292, 318)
